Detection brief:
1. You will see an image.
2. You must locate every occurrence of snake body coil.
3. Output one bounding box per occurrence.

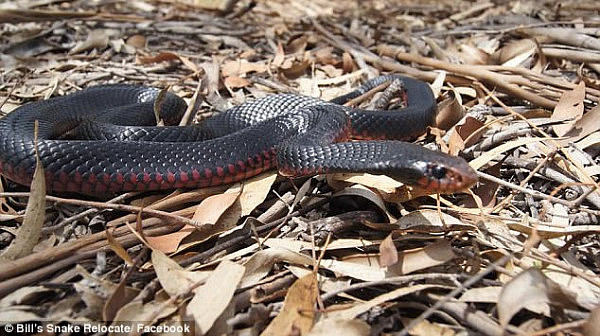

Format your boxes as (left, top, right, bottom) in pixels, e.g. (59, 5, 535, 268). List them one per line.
(0, 75, 477, 195)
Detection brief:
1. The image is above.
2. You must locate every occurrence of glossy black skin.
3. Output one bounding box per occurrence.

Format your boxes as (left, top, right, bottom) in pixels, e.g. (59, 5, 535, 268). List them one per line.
(0, 75, 477, 195)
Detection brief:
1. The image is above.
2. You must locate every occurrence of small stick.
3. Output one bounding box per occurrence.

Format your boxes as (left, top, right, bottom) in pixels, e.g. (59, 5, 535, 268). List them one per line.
(0, 192, 199, 228)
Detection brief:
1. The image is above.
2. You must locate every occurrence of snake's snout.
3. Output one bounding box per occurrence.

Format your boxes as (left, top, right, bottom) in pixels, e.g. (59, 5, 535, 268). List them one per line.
(415, 160, 478, 193)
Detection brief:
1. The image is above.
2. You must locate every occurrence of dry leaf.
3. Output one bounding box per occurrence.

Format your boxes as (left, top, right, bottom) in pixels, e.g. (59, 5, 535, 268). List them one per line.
(239, 173, 277, 216)
(379, 234, 398, 267)
(458, 44, 490, 65)
(280, 57, 310, 79)
(492, 39, 537, 64)
(320, 258, 385, 281)
(330, 173, 403, 194)
(583, 307, 600, 336)
(286, 34, 309, 54)
(388, 209, 476, 233)
(313, 47, 338, 65)
(459, 286, 502, 303)
(436, 91, 465, 132)
(328, 284, 441, 320)
(192, 191, 240, 225)
(551, 81, 585, 137)
(201, 59, 221, 94)
(273, 42, 285, 67)
(262, 237, 317, 253)
(428, 71, 445, 98)
(0, 308, 43, 322)
(171, 193, 243, 253)
(477, 217, 522, 251)
(464, 161, 501, 208)
(332, 239, 456, 277)
(401, 318, 456, 336)
(501, 41, 537, 67)
(222, 59, 268, 77)
(74, 265, 139, 298)
(504, 46, 536, 67)
(113, 300, 179, 330)
(308, 318, 370, 336)
(241, 247, 313, 288)
(507, 223, 600, 239)
(103, 277, 136, 321)
(0, 133, 45, 261)
(499, 269, 551, 326)
(332, 184, 390, 221)
(342, 52, 356, 73)
(550, 203, 569, 227)
(224, 75, 250, 89)
(543, 266, 600, 310)
(380, 186, 434, 203)
(69, 29, 109, 55)
(169, 174, 274, 251)
(449, 115, 485, 155)
(72, 265, 139, 321)
(145, 225, 196, 254)
(577, 130, 600, 149)
(469, 137, 552, 170)
(0, 286, 56, 307)
(386, 240, 456, 275)
(138, 51, 199, 73)
(261, 274, 318, 336)
(187, 260, 245, 334)
(562, 104, 600, 144)
(126, 34, 146, 48)
(152, 249, 210, 297)
(105, 228, 133, 265)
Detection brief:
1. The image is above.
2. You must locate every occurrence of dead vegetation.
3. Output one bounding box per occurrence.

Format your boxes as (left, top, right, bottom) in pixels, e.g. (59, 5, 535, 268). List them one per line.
(0, 0, 599, 335)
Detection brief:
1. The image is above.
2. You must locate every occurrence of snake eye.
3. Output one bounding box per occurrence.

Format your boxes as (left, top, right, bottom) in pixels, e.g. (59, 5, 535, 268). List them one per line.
(430, 165, 447, 180)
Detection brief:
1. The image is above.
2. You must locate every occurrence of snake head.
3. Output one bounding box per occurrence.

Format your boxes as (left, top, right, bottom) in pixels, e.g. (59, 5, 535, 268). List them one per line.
(385, 146, 478, 194)
(412, 160, 478, 193)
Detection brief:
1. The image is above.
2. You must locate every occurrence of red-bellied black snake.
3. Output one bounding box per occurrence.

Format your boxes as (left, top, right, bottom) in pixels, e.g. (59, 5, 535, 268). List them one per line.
(0, 75, 477, 195)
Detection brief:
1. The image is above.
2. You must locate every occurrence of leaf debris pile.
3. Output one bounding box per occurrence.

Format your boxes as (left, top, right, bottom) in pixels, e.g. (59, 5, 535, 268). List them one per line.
(1, 0, 599, 335)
